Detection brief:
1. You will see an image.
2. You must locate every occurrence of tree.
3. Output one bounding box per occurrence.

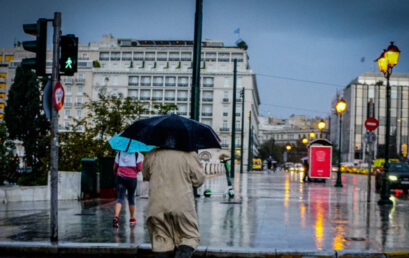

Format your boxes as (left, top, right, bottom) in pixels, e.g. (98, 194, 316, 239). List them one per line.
(4, 66, 49, 181)
(0, 121, 17, 184)
(258, 138, 284, 163)
(237, 40, 248, 50)
(152, 103, 178, 115)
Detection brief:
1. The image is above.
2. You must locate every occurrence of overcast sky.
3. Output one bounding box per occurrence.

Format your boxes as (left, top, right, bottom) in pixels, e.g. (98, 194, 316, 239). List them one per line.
(1, 0, 409, 119)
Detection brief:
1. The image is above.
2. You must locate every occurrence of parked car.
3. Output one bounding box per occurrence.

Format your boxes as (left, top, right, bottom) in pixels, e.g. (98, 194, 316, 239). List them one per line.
(375, 162, 409, 193)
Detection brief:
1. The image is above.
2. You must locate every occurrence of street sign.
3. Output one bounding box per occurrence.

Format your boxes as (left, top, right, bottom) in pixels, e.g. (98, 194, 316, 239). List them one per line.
(52, 81, 65, 111)
(309, 145, 332, 179)
(365, 117, 379, 131)
(364, 132, 376, 144)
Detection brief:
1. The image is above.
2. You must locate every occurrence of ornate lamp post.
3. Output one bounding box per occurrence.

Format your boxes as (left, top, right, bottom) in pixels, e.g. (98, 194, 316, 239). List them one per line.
(376, 42, 400, 205)
(335, 98, 347, 187)
(309, 132, 316, 139)
(285, 144, 292, 151)
(318, 119, 326, 138)
(302, 136, 309, 145)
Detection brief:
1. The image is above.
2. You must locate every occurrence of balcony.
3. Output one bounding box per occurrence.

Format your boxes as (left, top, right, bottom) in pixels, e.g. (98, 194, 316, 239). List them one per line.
(222, 98, 229, 103)
(65, 103, 72, 108)
(177, 111, 187, 116)
(220, 127, 230, 132)
(75, 78, 85, 84)
(74, 102, 83, 108)
(221, 143, 229, 148)
(235, 113, 241, 116)
(177, 83, 188, 87)
(152, 97, 163, 101)
(177, 97, 188, 101)
(165, 83, 176, 87)
(202, 98, 213, 102)
(165, 97, 175, 101)
(203, 83, 213, 88)
(140, 96, 150, 100)
(141, 82, 151, 86)
(223, 112, 228, 116)
(218, 57, 229, 62)
(153, 83, 163, 86)
(63, 78, 73, 84)
(201, 112, 212, 117)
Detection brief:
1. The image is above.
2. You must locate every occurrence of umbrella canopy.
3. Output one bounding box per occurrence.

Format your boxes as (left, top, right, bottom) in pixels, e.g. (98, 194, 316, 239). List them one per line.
(120, 114, 221, 152)
(108, 133, 156, 153)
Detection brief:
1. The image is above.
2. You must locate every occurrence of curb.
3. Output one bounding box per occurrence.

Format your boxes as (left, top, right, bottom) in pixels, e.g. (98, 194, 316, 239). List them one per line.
(0, 242, 408, 257)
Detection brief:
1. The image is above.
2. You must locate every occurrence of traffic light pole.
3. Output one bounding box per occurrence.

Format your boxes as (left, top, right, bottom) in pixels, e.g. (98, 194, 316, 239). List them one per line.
(230, 59, 237, 178)
(50, 12, 61, 242)
(190, 0, 202, 121)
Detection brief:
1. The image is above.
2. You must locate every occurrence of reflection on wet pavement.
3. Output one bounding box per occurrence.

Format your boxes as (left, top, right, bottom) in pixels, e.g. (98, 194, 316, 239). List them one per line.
(1, 170, 409, 251)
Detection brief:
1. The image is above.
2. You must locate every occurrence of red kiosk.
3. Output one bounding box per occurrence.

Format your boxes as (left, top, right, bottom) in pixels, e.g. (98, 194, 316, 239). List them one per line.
(307, 139, 333, 182)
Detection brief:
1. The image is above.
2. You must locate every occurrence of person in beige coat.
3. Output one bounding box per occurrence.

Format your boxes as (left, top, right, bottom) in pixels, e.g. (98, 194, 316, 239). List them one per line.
(142, 149, 205, 258)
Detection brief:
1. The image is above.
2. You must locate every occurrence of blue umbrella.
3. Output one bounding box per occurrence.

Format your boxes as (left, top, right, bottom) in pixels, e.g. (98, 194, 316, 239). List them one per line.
(108, 133, 156, 153)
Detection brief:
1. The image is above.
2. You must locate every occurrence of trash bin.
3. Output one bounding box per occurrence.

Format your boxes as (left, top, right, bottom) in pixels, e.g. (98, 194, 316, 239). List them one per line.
(99, 156, 116, 199)
(81, 158, 97, 199)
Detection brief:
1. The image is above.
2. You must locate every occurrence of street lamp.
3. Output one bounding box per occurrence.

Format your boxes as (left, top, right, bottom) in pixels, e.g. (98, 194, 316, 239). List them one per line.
(376, 42, 400, 205)
(309, 132, 316, 139)
(302, 137, 309, 145)
(335, 98, 347, 187)
(285, 144, 292, 151)
(318, 119, 326, 138)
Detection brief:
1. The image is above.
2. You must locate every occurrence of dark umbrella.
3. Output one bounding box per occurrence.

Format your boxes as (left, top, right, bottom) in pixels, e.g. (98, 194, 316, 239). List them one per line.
(120, 114, 221, 151)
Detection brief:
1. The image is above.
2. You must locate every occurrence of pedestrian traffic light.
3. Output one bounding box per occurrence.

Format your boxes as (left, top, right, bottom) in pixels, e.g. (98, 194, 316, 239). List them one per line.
(60, 34, 78, 76)
(21, 18, 47, 76)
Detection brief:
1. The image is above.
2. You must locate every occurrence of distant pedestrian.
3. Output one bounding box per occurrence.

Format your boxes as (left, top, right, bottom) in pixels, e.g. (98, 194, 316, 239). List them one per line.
(303, 159, 309, 182)
(143, 149, 205, 258)
(267, 156, 273, 173)
(112, 151, 143, 228)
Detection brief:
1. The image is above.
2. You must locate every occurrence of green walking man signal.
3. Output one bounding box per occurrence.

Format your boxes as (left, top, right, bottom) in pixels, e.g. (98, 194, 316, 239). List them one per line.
(65, 57, 73, 69)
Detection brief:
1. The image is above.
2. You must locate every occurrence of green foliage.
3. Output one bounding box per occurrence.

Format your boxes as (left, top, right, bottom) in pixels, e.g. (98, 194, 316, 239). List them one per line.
(0, 121, 17, 184)
(258, 138, 284, 163)
(93, 60, 101, 68)
(4, 66, 49, 184)
(152, 103, 178, 115)
(237, 40, 248, 50)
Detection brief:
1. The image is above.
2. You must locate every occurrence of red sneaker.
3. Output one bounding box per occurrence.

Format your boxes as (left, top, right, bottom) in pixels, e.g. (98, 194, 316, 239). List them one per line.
(129, 218, 137, 225)
(113, 216, 119, 228)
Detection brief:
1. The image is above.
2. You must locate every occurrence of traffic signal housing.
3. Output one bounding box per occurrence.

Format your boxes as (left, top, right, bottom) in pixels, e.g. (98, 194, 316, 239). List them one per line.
(60, 34, 78, 76)
(21, 18, 47, 76)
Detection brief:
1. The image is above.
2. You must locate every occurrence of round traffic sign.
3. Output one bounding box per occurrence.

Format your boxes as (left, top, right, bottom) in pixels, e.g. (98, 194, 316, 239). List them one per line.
(365, 117, 379, 131)
(53, 81, 65, 111)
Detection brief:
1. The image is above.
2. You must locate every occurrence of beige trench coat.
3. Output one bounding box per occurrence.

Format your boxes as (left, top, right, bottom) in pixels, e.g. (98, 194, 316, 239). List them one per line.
(142, 149, 205, 252)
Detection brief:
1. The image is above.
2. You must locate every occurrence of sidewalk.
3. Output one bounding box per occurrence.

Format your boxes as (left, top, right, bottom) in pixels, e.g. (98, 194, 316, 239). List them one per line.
(1, 171, 409, 257)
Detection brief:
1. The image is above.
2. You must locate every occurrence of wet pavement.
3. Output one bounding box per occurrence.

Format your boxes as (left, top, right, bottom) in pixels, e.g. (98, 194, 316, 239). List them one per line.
(1, 170, 409, 252)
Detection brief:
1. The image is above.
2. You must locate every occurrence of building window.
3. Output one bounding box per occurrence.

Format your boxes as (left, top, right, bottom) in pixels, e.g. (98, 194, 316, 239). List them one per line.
(165, 91, 175, 101)
(205, 52, 216, 62)
(128, 90, 138, 99)
(177, 104, 187, 115)
(178, 77, 189, 87)
(157, 52, 167, 61)
(232, 53, 243, 62)
(66, 86, 72, 95)
(145, 52, 155, 61)
(201, 119, 212, 126)
(203, 77, 214, 87)
(141, 76, 151, 86)
(111, 52, 120, 61)
(99, 52, 109, 61)
(223, 106, 229, 116)
(153, 76, 163, 86)
(177, 91, 188, 101)
(224, 77, 231, 87)
(65, 96, 72, 106)
(77, 86, 83, 95)
(5, 55, 14, 62)
(165, 76, 176, 86)
(122, 52, 132, 61)
(140, 90, 150, 100)
(153, 90, 163, 100)
(0, 83, 5, 89)
(77, 110, 82, 119)
(169, 52, 180, 61)
(181, 52, 192, 61)
(133, 52, 144, 61)
(129, 76, 139, 86)
(218, 52, 230, 62)
(64, 110, 70, 119)
(202, 91, 213, 102)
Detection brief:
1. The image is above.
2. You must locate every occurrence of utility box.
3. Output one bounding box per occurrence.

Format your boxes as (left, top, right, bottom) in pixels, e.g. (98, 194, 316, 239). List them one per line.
(81, 158, 97, 199)
(99, 157, 116, 199)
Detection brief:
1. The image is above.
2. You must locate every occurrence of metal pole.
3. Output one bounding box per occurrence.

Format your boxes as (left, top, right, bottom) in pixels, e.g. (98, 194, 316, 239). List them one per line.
(190, 0, 202, 121)
(247, 111, 252, 171)
(230, 59, 237, 178)
(367, 142, 373, 202)
(335, 113, 343, 187)
(50, 11, 61, 242)
(379, 72, 393, 205)
(240, 88, 245, 174)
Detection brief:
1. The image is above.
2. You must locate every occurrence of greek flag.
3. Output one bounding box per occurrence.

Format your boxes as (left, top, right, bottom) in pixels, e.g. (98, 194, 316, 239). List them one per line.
(234, 28, 240, 34)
